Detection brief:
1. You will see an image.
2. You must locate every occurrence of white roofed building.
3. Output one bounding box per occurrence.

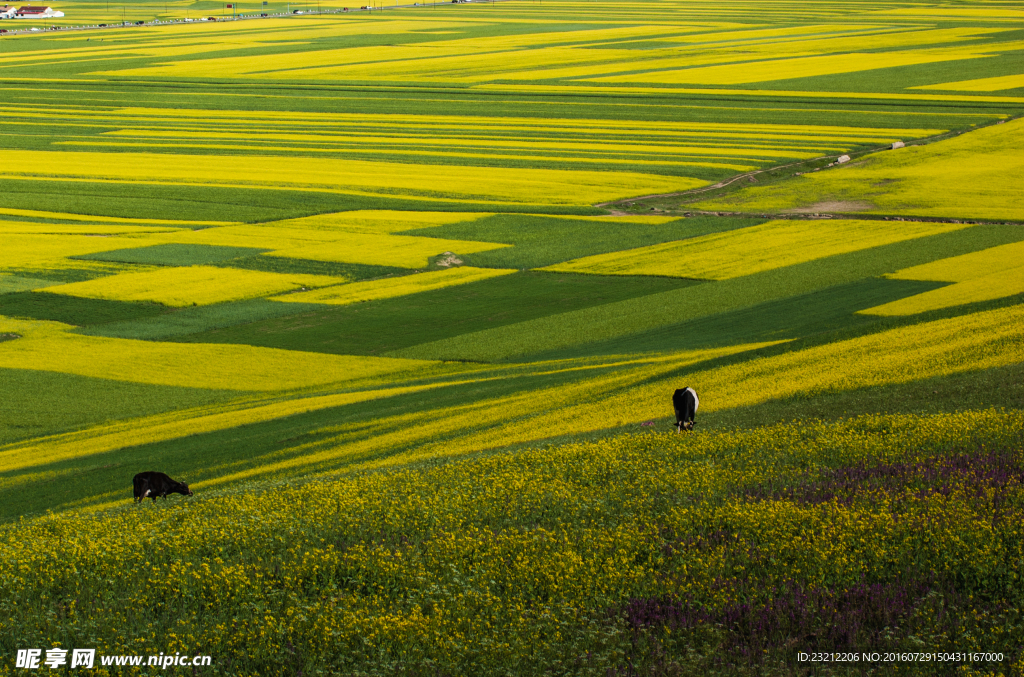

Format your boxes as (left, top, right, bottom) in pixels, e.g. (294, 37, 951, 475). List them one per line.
(15, 5, 64, 17)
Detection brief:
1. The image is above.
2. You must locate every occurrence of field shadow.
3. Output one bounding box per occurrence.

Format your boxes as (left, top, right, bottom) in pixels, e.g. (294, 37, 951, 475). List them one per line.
(401, 214, 763, 269)
(0, 291, 168, 326)
(529, 277, 945, 360)
(171, 271, 699, 355)
(0, 357, 650, 520)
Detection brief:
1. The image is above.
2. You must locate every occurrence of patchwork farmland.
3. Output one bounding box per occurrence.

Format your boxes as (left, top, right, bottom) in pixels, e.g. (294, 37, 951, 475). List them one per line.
(1, 0, 1023, 674)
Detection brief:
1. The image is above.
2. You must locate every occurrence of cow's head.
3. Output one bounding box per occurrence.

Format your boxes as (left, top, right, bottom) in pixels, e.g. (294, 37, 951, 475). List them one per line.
(177, 482, 193, 497)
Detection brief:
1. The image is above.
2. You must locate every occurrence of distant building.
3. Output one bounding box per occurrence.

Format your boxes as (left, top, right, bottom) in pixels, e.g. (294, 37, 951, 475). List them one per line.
(0, 4, 20, 17)
(16, 5, 65, 17)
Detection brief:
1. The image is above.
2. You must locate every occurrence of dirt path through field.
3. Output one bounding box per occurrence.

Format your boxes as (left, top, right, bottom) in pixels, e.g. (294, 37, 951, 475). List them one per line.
(596, 123, 1005, 215)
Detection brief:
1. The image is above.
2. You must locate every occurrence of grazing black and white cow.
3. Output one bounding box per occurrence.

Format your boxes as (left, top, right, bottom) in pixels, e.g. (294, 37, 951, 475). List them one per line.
(133, 472, 193, 503)
(672, 387, 699, 432)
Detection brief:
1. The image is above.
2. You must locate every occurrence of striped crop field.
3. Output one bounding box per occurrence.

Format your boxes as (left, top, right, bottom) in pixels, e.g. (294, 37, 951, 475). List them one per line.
(0, 0, 1023, 674)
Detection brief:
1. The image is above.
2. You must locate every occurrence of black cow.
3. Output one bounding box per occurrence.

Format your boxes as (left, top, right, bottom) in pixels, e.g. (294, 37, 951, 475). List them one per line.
(133, 472, 193, 503)
(672, 387, 699, 432)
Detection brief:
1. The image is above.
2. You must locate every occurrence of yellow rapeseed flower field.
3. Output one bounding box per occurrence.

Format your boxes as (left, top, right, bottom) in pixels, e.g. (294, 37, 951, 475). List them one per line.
(886, 239, 1024, 281)
(2, 408, 1022, 674)
(867, 271, 1024, 316)
(0, 233, 154, 269)
(913, 73, 1024, 92)
(41, 265, 346, 306)
(635, 302, 1024, 414)
(0, 149, 697, 205)
(0, 205, 226, 226)
(1, 6, 1022, 672)
(589, 48, 990, 85)
(543, 219, 970, 279)
(0, 316, 432, 391)
(0, 382, 449, 475)
(863, 240, 1024, 315)
(0, 220, 182, 235)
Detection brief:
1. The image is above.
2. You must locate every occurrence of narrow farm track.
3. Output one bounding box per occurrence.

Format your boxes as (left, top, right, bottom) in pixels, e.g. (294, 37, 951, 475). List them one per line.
(598, 117, 1023, 219)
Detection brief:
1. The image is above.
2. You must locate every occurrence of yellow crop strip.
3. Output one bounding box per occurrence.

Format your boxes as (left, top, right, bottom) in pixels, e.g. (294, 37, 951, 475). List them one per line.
(861, 241, 1024, 315)
(589, 49, 988, 85)
(0, 383, 449, 474)
(864, 271, 1024, 316)
(662, 26, 1006, 50)
(0, 105, 944, 142)
(100, 127, 819, 160)
(0, 206, 228, 226)
(873, 6, 1024, 20)
(0, 234, 153, 269)
(542, 219, 971, 280)
(275, 267, 517, 306)
(40, 265, 346, 307)
(0, 317, 431, 392)
(0, 221, 182, 235)
(886, 240, 1024, 282)
(472, 83, 1024, 105)
(913, 74, 1024, 92)
(58, 140, 757, 172)
(656, 23, 896, 44)
(0, 149, 699, 205)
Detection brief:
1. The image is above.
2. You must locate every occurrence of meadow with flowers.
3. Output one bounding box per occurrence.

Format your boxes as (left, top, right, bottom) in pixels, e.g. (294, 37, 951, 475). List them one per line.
(2, 411, 1023, 675)
(1, 0, 1023, 673)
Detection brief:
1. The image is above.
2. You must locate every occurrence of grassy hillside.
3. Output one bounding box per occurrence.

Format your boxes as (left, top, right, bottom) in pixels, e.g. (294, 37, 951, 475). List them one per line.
(1, 0, 1023, 673)
(3, 411, 1023, 675)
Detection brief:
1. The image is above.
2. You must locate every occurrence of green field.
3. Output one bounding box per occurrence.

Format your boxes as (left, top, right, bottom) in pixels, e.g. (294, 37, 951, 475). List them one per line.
(1, 0, 1023, 674)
